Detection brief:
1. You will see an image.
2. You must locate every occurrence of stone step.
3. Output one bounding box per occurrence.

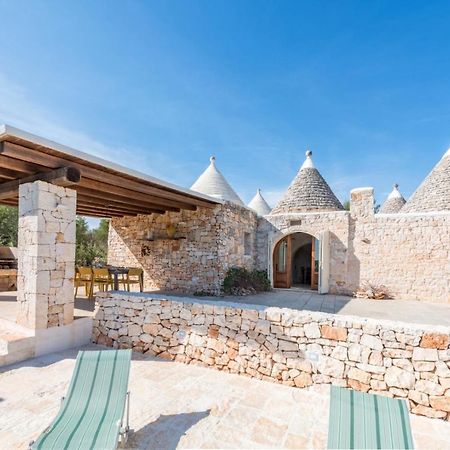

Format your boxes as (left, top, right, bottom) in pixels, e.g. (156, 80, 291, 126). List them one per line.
(0, 319, 36, 367)
(0, 346, 35, 367)
(0, 333, 36, 367)
(0, 331, 35, 356)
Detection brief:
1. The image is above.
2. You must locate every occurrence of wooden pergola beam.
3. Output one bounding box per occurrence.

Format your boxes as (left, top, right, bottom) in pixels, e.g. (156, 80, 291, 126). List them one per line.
(0, 167, 81, 200)
(77, 179, 192, 211)
(0, 196, 141, 218)
(76, 206, 134, 218)
(0, 167, 30, 181)
(77, 195, 165, 215)
(76, 187, 179, 213)
(1, 141, 215, 209)
(0, 153, 48, 174)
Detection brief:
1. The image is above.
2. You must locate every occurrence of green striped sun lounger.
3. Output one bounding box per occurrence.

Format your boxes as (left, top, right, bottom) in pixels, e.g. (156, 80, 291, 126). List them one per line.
(328, 386, 414, 449)
(30, 349, 132, 450)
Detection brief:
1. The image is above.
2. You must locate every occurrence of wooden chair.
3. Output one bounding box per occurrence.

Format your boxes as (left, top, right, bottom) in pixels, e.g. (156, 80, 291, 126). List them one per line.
(92, 268, 113, 294)
(120, 268, 143, 292)
(75, 267, 94, 298)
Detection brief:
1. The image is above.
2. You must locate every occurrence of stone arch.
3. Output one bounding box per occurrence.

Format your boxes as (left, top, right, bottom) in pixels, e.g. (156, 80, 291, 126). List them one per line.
(271, 229, 319, 289)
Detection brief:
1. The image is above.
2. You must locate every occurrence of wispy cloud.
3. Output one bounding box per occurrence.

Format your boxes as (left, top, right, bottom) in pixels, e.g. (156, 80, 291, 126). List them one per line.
(0, 73, 116, 159)
(0, 73, 193, 186)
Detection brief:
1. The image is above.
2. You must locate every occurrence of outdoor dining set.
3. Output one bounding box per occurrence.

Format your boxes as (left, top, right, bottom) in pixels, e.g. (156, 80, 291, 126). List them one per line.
(74, 266, 144, 298)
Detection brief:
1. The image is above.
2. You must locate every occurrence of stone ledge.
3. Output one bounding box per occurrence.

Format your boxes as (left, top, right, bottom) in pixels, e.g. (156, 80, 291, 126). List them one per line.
(95, 291, 450, 335)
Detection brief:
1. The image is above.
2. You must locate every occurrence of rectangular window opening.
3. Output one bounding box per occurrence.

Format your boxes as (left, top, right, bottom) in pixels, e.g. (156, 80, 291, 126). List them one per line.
(244, 232, 252, 256)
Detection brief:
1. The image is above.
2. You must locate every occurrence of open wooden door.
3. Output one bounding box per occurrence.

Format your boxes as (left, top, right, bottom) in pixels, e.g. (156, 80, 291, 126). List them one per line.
(310, 236, 319, 290)
(273, 235, 292, 288)
(318, 230, 330, 294)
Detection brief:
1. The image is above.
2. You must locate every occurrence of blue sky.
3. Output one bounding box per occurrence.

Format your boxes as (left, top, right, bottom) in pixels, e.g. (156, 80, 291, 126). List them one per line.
(1, 0, 450, 215)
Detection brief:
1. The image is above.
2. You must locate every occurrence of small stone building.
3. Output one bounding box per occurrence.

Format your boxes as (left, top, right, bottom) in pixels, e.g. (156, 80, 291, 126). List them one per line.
(108, 156, 258, 295)
(108, 148, 450, 303)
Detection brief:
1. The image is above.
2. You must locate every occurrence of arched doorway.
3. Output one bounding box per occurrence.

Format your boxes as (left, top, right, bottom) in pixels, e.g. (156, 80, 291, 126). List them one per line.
(273, 232, 321, 290)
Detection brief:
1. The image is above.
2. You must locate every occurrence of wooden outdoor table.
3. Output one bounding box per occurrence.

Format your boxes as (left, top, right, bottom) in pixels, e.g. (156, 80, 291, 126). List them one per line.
(108, 267, 128, 291)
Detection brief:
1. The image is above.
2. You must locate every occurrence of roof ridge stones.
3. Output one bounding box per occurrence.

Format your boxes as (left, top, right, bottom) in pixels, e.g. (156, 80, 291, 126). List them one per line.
(402, 149, 450, 213)
(379, 184, 406, 214)
(270, 150, 344, 215)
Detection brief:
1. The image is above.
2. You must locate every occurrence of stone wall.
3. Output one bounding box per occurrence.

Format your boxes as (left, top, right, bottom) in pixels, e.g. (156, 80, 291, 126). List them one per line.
(349, 213, 450, 302)
(93, 292, 450, 420)
(108, 186, 449, 302)
(17, 181, 76, 329)
(348, 188, 450, 302)
(108, 202, 258, 295)
(256, 189, 450, 302)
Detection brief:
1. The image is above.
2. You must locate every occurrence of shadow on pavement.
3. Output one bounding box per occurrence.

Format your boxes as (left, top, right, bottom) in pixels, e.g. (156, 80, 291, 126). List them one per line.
(128, 410, 210, 450)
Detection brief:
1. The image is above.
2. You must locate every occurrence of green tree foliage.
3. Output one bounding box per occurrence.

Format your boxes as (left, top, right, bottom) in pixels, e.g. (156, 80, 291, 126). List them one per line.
(76, 217, 109, 266)
(0, 207, 108, 264)
(0, 206, 18, 246)
(343, 200, 350, 211)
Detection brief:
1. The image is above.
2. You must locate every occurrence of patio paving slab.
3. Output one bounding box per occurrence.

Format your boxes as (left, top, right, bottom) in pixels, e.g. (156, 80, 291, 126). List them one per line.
(1, 344, 450, 449)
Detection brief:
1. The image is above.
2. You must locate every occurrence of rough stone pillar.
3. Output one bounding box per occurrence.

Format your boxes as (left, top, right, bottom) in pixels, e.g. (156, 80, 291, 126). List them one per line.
(350, 187, 375, 219)
(17, 180, 76, 329)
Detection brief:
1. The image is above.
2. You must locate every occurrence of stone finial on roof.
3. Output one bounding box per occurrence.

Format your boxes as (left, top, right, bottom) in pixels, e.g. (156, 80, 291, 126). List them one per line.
(379, 183, 406, 213)
(270, 150, 344, 214)
(248, 189, 271, 216)
(402, 148, 450, 213)
(190, 156, 244, 205)
(301, 149, 315, 169)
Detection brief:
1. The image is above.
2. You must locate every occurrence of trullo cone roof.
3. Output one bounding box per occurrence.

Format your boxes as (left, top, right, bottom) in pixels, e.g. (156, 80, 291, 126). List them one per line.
(270, 150, 344, 214)
(379, 184, 406, 213)
(402, 148, 450, 213)
(248, 189, 271, 215)
(191, 156, 244, 205)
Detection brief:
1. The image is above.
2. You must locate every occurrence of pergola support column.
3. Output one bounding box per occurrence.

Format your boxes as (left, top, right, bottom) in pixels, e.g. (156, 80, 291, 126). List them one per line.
(17, 180, 77, 329)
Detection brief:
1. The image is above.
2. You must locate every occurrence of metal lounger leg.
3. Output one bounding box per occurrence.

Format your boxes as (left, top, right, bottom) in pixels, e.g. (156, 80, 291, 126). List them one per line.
(126, 391, 130, 431)
(119, 391, 131, 448)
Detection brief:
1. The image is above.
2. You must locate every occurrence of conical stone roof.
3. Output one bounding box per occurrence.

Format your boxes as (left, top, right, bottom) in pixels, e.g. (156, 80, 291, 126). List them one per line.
(191, 156, 244, 205)
(248, 189, 271, 215)
(379, 184, 406, 214)
(402, 149, 450, 213)
(270, 150, 344, 214)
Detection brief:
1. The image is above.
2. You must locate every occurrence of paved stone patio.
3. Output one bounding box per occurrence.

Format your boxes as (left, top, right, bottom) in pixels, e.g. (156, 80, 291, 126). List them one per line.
(2, 288, 450, 329)
(156, 288, 450, 327)
(1, 344, 450, 449)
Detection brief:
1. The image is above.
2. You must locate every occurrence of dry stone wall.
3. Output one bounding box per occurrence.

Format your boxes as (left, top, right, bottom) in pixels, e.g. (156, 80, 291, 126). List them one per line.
(93, 292, 450, 420)
(255, 188, 450, 302)
(108, 202, 258, 295)
(349, 213, 450, 302)
(107, 184, 450, 302)
(348, 188, 450, 302)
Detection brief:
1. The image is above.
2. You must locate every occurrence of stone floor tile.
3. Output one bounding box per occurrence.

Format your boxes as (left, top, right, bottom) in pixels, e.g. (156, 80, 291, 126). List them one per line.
(284, 433, 311, 449)
(250, 416, 289, 446)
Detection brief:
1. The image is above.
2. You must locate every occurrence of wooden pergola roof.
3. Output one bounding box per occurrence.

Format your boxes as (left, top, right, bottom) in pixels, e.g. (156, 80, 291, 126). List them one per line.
(0, 125, 220, 217)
